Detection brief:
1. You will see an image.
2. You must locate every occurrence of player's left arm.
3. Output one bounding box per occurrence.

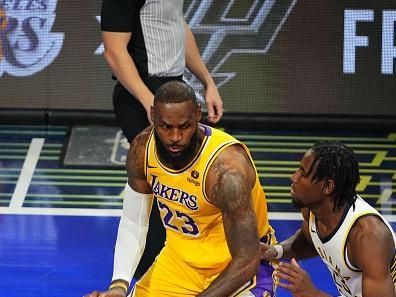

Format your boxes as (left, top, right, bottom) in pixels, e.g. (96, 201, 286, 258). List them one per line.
(198, 144, 260, 297)
(348, 215, 396, 297)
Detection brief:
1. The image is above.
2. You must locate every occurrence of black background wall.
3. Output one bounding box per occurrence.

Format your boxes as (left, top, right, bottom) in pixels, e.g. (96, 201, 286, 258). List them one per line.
(0, 0, 395, 127)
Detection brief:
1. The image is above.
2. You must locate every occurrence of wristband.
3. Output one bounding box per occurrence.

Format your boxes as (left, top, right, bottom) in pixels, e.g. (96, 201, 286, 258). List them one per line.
(109, 281, 128, 293)
(273, 244, 284, 259)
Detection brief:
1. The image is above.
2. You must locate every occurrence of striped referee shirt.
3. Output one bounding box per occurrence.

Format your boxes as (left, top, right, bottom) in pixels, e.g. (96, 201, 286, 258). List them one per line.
(101, 0, 185, 77)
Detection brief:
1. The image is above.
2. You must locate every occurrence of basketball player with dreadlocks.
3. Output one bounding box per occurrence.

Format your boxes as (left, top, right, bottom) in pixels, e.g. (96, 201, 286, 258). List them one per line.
(261, 140, 396, 297)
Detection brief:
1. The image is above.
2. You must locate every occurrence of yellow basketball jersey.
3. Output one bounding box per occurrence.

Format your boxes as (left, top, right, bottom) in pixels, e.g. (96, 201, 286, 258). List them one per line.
(145, 124, 273, 271)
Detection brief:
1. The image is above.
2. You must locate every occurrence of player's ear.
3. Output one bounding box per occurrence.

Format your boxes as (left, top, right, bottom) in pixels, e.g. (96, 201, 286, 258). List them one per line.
(323, 179, 335, 195)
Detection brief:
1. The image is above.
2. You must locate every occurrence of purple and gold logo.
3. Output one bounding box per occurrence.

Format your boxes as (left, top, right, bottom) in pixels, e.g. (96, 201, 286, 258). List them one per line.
(0, 7, 6, 60)
(0, 0, 64, 77)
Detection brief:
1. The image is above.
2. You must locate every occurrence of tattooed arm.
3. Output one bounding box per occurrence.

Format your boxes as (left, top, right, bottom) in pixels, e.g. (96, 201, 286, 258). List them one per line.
(198, 144, 260, 297)
(126, 126, 153, 193)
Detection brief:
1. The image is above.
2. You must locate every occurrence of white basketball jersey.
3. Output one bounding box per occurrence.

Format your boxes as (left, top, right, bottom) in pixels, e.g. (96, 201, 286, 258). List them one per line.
(308, 196, 396, 297)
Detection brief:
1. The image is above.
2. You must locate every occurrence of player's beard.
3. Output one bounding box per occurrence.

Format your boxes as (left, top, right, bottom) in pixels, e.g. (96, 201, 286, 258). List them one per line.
(154, 129, 200, 170)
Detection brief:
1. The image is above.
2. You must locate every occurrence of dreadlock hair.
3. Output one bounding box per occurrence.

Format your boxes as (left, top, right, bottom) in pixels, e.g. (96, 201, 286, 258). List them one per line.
(309, 140, 360, 211)
(154, 81, 198, 108)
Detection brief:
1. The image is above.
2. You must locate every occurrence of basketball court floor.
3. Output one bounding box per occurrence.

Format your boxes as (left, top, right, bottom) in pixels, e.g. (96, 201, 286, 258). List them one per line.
(0, 124, 395, 297)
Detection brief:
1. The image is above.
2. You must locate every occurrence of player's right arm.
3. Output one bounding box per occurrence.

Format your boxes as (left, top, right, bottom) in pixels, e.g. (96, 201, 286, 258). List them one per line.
(101, 0, 154, 124)
(260, 208, 317, 261)
(85, 128, 153, 297)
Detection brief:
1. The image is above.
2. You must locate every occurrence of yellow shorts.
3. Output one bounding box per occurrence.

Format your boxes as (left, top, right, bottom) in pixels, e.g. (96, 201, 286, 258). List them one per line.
(130, 241, 276, 297)
(130, 244, 225, 297)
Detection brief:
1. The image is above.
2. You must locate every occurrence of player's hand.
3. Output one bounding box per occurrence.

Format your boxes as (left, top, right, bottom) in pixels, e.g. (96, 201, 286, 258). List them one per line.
(275, 258, 321, 297)
(260, 243, 278, 261)
(204, 83, 223, 124)
(84, 288, 126, 297)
